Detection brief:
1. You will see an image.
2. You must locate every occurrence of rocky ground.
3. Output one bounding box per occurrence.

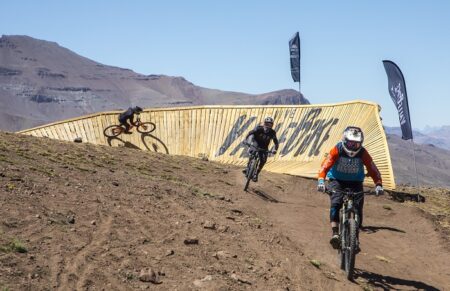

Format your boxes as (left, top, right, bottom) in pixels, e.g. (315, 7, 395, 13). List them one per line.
(0, 131, 449, 290)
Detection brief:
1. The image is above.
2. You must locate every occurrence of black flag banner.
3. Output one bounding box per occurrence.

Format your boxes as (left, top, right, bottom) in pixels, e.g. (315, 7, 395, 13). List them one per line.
(289, 32, 300, 82)
(382, 60, 413, 140)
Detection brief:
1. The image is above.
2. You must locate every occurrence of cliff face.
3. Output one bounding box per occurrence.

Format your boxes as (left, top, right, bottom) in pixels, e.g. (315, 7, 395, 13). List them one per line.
(0, 35, 308, 131)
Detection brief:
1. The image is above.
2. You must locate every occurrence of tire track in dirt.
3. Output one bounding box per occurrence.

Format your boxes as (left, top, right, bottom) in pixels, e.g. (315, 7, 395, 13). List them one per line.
(48, 250, 64, 289)
(58, 215, 113, 290)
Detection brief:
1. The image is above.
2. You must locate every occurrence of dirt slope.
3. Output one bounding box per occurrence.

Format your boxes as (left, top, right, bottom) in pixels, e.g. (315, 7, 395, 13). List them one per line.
(0, 132, 449, 290)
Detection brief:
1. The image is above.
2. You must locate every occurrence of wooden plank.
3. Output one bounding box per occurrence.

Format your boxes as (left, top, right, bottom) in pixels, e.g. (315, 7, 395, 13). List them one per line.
(193, 108, 200, 157)
(216, 108, 230, 162)
(38, 128, 47, 138)
(62, 123, 73, 141)
(71, 120, 81, 141)
(182, 109, 189, 156)
(57, 122, 69, 141)
(190, 109, 197, 157)
(199, 108, 211, 155)
(207, 108, 219, 159)
(213, 108, 224, 158)
(47, 126, 57, 139)
(166, 110, 173, 154)
(68, 121, 79, 141)
(92, 115, 103, 145)
(146, 111, 157, 152)
(82, 119, 94, 143)
(175, 110, 181, 155)
(162, 111, 169, 154)
(28, 130, 41, 137)
(42, 127, 52, 138)
(75, 120, 88, 143)
(87, 117, 98, 144)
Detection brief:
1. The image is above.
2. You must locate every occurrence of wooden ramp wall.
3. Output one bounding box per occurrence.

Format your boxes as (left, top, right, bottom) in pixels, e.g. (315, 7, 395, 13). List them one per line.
(18, 101, 396, 189)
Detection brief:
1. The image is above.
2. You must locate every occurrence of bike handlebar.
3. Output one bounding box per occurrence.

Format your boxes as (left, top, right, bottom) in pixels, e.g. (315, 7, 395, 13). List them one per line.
(244, 142, 271, 153)
(324, 188, 373, 196)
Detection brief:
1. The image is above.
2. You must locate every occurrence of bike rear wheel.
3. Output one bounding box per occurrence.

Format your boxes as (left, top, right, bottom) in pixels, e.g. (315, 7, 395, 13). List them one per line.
(345, 218, 357, 280)
(104, 125, 123, 137)
(137, 122, 156, 134)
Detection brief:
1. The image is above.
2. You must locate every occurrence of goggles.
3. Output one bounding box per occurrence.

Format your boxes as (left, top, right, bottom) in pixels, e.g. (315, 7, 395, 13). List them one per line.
(345, 140, 361, 151)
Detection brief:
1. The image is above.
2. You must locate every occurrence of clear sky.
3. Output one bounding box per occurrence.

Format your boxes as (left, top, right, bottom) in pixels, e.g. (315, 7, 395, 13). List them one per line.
(1, 0, 449, 128)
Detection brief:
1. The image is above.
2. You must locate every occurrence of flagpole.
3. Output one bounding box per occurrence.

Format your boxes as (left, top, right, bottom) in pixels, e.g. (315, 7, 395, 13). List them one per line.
(410, 138, 421, 201)
(298, 51, 301, 95)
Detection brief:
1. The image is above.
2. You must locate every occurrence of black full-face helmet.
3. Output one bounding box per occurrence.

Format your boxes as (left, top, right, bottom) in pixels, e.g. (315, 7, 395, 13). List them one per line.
(133, 106, 143, 113)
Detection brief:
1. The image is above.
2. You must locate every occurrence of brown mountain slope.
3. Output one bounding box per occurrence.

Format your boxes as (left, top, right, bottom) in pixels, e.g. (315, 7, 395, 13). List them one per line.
(385, 126, 450, 151)
(0, 35, 308, 131)
(0, 131, 449, 290)
(387, 134, 450, 188)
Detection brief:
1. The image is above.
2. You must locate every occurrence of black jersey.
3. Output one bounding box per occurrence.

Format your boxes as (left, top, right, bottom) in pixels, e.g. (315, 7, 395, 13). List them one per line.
(245, 125, 279, 150)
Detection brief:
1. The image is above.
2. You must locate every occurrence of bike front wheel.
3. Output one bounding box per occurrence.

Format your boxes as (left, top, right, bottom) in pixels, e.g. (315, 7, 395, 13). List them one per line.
(244, 158, 257, 191)
(137, 122, 156, 134)
(104, 125, 123, 137)
(345, 218, 357, 280)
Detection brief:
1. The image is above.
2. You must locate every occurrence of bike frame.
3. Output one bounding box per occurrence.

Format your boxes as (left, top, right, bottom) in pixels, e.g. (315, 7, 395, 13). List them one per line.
(246, 144, 269, 172)
(127, 114, 142, 130)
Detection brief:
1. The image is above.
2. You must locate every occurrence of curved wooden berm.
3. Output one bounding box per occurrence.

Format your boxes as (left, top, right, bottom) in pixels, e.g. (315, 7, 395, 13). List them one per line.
(18, 100, 396, 189)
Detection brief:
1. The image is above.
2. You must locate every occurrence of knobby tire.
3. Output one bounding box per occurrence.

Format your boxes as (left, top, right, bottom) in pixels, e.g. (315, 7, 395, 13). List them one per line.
(244, 158, 257, 191)
(137, 122, 156, 134)
(104, 125, 123, 138)
(345, 218, 357, 280)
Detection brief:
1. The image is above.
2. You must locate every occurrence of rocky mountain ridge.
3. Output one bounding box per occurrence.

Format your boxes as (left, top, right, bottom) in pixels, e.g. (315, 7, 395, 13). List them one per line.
(0, 35, 309, 131)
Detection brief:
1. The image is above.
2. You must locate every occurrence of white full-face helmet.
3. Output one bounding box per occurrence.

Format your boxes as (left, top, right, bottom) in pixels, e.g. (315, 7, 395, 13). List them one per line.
(342, 126, 364, 157)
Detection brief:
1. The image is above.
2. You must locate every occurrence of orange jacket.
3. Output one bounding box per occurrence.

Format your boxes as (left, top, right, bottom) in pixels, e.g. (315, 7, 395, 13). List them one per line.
(318, 144, 382, 186)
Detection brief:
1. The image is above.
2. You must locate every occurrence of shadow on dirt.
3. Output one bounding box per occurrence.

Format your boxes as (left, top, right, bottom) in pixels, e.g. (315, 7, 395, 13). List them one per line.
(250, 189, 282, 203)
(354, 269, 439, 291)
(387, 190, 426, 203)
(141, 133, 169, 154)
(106, 136, 141, 150)
(361, 225, 406, 234)
(104, 133, 169, 154)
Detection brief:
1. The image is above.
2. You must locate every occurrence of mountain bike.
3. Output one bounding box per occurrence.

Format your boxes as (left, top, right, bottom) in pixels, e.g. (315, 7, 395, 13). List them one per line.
(103, 114, 156, 137)
(243, 143, 272, 191)
(325, 188, 371, 280)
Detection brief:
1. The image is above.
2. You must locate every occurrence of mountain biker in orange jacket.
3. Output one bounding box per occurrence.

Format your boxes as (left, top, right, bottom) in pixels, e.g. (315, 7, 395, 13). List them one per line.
(317, 126, 383, 250)
(118, 106, 143, 134)
(243, 117, 279, 182)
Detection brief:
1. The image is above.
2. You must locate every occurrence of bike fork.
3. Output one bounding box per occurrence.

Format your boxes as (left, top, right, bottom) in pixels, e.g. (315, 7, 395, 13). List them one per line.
(339, 209, 346, 249)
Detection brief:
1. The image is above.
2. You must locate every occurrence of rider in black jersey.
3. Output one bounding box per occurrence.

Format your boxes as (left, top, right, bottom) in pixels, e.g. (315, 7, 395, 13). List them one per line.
(118, 106, 143, 133)
(243, 117, 279, 182)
